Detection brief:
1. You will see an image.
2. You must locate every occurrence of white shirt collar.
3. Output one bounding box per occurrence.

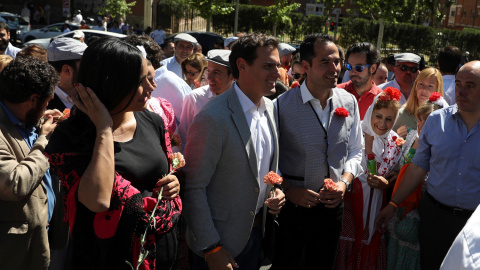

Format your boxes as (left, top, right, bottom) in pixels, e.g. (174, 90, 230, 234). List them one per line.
(54, 86, 74, 109)
(300, 81, 333, 105)
(234, 83, 266, 115)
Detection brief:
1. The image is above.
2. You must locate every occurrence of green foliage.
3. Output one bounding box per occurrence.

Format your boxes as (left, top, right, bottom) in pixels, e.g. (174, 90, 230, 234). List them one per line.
(161, 0, 190, 20)
(262, 0, 301, 29)
(189, 0, 234, 20)
(98, 0, 136, 19)
(340, 18, 479, 65)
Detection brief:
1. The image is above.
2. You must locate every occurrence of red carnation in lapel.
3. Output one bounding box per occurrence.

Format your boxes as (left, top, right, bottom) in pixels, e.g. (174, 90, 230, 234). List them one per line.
(334, 107, 349, 118)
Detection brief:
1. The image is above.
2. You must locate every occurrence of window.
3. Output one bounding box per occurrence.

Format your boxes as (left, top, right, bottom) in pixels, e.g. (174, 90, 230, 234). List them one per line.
(463, 10, 466, 18)
(471, 10, 475, 18)
(451, 11, 455, 16)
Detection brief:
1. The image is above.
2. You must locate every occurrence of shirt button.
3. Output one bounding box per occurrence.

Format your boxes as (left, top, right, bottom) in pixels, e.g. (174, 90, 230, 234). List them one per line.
(255, 187, 259, 192)
(250, 211, 255, 216)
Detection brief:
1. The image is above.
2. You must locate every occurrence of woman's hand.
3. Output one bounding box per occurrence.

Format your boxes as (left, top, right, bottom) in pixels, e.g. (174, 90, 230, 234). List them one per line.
(70, 83, 112, 132)
(154, 175, 180, 200)
(367, 174, 389, 190)
(396, 125, 408, 138)
(375, 204, 396, 234)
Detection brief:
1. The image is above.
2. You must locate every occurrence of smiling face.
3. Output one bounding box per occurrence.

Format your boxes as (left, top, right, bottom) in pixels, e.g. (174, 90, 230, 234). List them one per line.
(206, 61, 234, 95)
(0, 28, 10, 52)
(415, 75, 438, 105)
(175, 40, 194, 63)
(303, 41, 341, 92)
(371, 107, 396, 136)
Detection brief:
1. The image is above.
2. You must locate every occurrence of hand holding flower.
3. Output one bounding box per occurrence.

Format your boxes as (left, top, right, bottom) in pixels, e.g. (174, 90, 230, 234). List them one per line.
(154, 175, 179, 199)
(265, 188, 285, 215)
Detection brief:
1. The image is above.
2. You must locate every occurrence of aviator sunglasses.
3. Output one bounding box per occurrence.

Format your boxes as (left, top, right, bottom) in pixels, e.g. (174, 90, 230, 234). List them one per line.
(345, 63, 370, 72)
(396, 65, 419, 73)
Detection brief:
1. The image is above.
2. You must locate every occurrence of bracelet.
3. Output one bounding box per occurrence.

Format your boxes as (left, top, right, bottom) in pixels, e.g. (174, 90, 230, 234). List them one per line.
(204, 245, 222, 261)
(389, 200, 399, 208)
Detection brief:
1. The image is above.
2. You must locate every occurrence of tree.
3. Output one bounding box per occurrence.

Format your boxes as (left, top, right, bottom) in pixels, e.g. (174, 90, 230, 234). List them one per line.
(98, 0, 136, 19)
(262, 0, 300, 37)
(424, 0, 455, 28)
(189, 0, 234, 32)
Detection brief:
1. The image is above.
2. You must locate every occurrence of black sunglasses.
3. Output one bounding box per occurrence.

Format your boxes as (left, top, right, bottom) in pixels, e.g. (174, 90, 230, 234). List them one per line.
(396, 65, 419, 73)
(292, 73, 305, 80)
(345, 63, 370, 72)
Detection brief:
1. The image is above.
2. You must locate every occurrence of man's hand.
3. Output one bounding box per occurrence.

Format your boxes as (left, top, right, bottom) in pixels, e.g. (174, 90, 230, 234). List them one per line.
(205, 247, 239, 270)
(43, 109, 63, 120)
(319, 182, 345, 208)
(265, 188, 286, 214)
(375, 204, 396, 234)
(40, 116, 57, 138)
(154, 175, 180, 199)
(285, 186, 321, 208)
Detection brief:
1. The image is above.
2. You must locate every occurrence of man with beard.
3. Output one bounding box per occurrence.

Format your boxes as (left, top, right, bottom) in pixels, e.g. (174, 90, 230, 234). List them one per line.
(0, 22, 21, 58)
(47, 38, 87, 111)
(159, 33, 197, 78)
(0, 56, 58, 270)
(378, 53, 421, 105)
(337, 42, 382, 120)
(177, 49, 234, 152)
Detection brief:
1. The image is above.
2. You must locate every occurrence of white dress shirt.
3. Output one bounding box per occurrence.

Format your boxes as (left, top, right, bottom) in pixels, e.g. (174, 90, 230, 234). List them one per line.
(160, 56, 183, 79)
(378, 79, 407, 105)
(54, 86, 74, 109)
(4, 43, 21, 58)
(234, 84, 273, 214)
(441, 204, 480, 270)
(300, 82, 363, 178)
(178, 85, 216, 152)
(153, 68, 192, 125)
(443, 74, 456, 105)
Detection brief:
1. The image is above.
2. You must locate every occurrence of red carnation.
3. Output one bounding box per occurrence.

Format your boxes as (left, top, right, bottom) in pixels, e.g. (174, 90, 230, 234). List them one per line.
(323, 178, 337, 191)
(367, 153, 375, 160)
(334, 107, 349, 118)
(383, 87, 401, 102)
(60, 108, 71, 120)
(429, 92, 441, 102)
(392, 136, 397, 142)
(264, 171, 283, 186)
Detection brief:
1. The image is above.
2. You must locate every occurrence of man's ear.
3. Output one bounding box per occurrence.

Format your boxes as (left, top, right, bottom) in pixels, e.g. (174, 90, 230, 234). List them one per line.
(61, 64, 73, 76)
(370, 63, 377, 74)
(237, 58, 246, 73)
(301, 59, 311, 75)
(28, 94, 40, 107)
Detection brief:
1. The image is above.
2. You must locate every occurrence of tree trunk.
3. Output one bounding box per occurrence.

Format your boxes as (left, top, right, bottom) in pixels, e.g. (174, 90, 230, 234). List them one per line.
(273, 23, 277, 36)
(376, 18, 385, 53)
(206, 15, 211, 32)
(432, 0, 438, 28)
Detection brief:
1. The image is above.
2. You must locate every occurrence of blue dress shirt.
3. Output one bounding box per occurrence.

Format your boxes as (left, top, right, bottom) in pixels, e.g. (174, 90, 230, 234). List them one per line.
(0, 102, 55, 223)
(413, 105, 480, 210)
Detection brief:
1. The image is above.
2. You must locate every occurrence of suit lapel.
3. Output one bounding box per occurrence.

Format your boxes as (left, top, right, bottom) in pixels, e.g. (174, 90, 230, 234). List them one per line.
(0, 106, 30, 158)
(265, 98, 278, 172)
(227, 87, 259, 181)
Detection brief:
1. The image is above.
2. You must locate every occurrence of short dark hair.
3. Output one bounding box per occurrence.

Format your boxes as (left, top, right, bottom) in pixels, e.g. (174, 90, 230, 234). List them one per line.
(49, 59, 79, 73)
(300, 33, 334, 65)
(161, 41, 174, 50)
(125, 34, 164, 69)
(0, 57, 58, 103)
(345, 42, 381, 67)
(229, 33, 279, 79)
(437, 46, 462, 74)
(0, 22, 9, 32)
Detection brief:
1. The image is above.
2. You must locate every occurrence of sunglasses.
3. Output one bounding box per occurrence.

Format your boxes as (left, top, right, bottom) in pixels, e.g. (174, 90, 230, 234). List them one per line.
(185, 71, 200, 77)
(396, 65, 419, 73)
(345, 63, 370, 72)
(292, 73, 305, 80)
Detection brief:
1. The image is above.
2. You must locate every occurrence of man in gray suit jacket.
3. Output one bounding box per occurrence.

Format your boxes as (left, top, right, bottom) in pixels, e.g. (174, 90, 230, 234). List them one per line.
(183, 33, 285, 270)
(272, 34, 364, 270)
(0, 56, 59, 269)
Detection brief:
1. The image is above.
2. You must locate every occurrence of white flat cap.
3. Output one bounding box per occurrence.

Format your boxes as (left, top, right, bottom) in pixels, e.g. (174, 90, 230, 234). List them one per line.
(72, 30, 84, 39)
(204, 49, 231, 67)
(394, 53, 421, 64)
(174, 33, 197, 44)
(224, 36, 238, 48)
(278, 43, 296, 58)
(47, 37, 88, 61)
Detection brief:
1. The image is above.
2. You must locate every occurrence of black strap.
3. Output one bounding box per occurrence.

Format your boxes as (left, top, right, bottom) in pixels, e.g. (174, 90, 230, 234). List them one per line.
(308, 99, 332, 178)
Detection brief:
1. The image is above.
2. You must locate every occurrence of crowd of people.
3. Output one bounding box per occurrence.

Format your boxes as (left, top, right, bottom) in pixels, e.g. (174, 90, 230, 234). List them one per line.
(1, 18, 480, 270)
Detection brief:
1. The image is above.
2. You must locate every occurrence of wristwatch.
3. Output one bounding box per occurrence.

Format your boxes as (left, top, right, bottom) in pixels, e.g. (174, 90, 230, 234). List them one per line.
(340, 178, 351, 192)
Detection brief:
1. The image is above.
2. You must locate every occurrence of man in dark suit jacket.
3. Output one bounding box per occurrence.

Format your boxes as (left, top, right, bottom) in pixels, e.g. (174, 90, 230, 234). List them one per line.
(0, 56, 58, 269)
(47, 37, 87, 111)
(183, 34, 285, 270)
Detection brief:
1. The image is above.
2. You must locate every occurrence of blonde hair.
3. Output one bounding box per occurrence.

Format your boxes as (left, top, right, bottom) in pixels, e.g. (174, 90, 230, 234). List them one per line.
(404, 67, 444, 115)
(181, 52, 206, 82)
(0, 55, 13, 73)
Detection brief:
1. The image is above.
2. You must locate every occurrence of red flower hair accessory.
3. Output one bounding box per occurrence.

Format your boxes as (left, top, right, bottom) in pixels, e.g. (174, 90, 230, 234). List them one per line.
(429, 92, 441, 102)
(334, 107, 349, 118)
(379, 87, 401, 102)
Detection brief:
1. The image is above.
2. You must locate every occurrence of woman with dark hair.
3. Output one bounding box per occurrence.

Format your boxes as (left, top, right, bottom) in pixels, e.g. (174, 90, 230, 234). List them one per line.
(45, 37, 181, 270)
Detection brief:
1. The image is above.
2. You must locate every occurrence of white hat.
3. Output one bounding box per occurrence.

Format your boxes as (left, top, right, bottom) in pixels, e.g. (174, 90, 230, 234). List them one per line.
(394, 53, 421, 64)
(224, 36, 238, 48)
(204, 49, 231, 67)
(174, 33, 197, 44)
(47, 37, 87, 61)
(278, 43, 296, 58)
(72, 30, 85, 39)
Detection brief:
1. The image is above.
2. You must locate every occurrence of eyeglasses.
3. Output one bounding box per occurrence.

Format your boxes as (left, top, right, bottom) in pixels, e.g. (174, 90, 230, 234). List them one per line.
(185, 71, 200, 77)
(396, 65, 419, 73)
(345, 63, 370, 72)
(292, 73, 305, 80)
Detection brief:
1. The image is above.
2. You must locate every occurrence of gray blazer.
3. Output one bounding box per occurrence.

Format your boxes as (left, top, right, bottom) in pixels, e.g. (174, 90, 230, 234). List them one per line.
(183, 86, 279, 258)
(0, 106, 50, 270)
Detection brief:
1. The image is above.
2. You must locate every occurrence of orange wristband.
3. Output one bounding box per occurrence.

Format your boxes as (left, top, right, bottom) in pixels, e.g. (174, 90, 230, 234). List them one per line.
(389, 201, 399, 208)
(204, 245, 222, 261)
